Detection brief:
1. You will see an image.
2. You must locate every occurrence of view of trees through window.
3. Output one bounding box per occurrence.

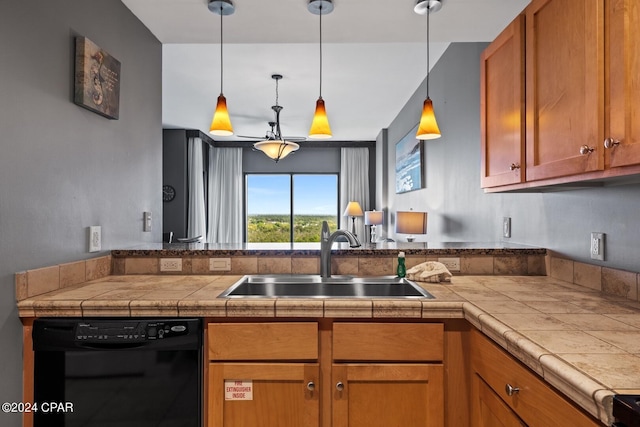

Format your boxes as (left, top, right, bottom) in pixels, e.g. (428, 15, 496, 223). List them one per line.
(246, 174, 338, 242)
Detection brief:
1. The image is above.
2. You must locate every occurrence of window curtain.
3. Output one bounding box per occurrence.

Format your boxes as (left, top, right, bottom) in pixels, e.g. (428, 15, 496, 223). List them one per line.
(187, 137, 206, 241)
(207, 147, 243, 243)
(340, 147, 370, 242)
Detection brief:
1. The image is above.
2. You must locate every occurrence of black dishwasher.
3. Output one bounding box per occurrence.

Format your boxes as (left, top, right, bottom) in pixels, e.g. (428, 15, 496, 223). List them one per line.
(33, 318, 202, 427)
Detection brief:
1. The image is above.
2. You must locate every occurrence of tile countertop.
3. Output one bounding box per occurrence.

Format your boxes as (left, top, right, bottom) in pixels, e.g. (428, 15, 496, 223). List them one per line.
(17, 274, 640, 426)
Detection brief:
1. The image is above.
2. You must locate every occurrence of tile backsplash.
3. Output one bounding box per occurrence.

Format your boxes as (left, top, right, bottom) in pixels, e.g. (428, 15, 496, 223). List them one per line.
(549, 253, 639, 303)
(15, 252, 639, 306)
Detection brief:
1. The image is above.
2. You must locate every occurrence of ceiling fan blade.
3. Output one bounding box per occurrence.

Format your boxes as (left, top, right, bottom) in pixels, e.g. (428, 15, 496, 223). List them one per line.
(281, 136, 307, 142)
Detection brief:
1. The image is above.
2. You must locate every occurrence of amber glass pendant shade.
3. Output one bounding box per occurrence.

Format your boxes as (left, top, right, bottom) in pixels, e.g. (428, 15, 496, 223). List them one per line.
(416, 97, 441, 140)
(209, 94, 233, 136)
(309, 97, 332, 139)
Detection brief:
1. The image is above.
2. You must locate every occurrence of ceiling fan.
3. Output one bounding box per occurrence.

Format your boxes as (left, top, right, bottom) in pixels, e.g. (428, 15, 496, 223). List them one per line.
(237, 74, 306, 162)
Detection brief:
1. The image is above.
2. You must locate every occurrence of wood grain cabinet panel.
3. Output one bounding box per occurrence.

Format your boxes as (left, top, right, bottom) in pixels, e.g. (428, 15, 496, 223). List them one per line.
(208, 363, 320, 427)
(525, 0, 605, 182)
(332, 322, 443, 362)
(332, 364, 444, 427)
(480, 14, 526, 188)
(472, 374, 525, 427)
(607, 0, 640, 168)
(470, 329, 600, 427)
(208, 322, 318, 361)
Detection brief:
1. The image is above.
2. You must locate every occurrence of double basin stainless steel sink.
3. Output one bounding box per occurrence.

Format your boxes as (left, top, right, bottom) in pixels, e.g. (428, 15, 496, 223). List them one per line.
(218, 275, 435, 299)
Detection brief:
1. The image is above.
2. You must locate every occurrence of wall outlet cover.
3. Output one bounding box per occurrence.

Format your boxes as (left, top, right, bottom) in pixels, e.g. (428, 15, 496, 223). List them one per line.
(503, 217, 511, 238)
(438, 257, 461, 272)
(89, 226, 101, 252)
(210, 258, 231, 271)
(160, 258, 183, 272)
(590, 232, 605, 261)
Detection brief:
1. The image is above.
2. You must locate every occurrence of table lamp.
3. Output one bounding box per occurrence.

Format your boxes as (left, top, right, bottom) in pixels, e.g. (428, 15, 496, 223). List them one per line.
(364, 210, 384, 243)
(343, 201, 364, 237)
(395, 210, 427, 242)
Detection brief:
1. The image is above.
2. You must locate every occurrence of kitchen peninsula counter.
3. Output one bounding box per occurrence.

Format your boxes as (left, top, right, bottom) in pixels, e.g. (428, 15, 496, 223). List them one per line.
(17, 273, 640, 425)
(111, 241, 546, 257)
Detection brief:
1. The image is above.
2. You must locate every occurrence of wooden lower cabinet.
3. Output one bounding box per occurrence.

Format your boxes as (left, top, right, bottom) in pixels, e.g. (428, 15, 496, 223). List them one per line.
(208, 363, 320, 427)
(473, 374, 525, 427)
(332, 363, 444, 427)
(207, 321, 445, 427)
(470, 329, 601, 427)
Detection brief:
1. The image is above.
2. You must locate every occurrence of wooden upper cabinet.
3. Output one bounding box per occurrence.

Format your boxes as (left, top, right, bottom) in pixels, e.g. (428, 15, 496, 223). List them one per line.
(607, 0, 640, 168)
(525, 0, 605, 182)
(480, 14, 525, 188)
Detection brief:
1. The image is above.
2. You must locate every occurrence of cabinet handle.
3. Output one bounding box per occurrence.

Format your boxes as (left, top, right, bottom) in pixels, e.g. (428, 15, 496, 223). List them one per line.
(336, 381, 344, 391)
(604, 138, 621, 149)
(306, 381, 315, 391)
(509, 163, 521, 171)
(579, 145, 595, 155)
(505, 384, 520, 396)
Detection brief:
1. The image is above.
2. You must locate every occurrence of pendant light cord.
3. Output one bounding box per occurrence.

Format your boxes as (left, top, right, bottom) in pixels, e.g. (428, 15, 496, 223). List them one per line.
(426, 5, 430, 99)
(220, 6, 224, 94)
(319, 5, 323, 98)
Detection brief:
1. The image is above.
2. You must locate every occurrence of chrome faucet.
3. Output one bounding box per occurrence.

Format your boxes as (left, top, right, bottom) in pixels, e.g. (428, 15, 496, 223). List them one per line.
(320, 220, 361, 278)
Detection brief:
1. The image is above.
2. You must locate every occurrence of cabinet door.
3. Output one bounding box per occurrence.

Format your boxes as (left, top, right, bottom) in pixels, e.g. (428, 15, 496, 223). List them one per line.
(209, 363, 320, 427)
(607, 0, 640, 168)
(525, 0, 605, 181)
(472, 374, 525, 427)
(332, 364, 444, 427)
(471, 330, 600, 427)
(480, 14, 526, 188)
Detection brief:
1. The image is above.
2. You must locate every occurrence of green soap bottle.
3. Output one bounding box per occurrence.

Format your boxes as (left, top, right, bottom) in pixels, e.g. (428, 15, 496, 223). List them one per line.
(396, 251, 406, 278)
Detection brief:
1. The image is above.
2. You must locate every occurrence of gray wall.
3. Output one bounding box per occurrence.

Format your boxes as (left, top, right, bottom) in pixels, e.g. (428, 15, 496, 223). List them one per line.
(163, 130, 189, 238)
(0, 1, 162, 424)
(384, 42, 640, 273)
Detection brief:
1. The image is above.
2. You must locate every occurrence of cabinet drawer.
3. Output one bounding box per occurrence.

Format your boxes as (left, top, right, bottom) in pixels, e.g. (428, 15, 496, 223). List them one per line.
(333, 323, 443, 362)
(208, 322, 318, 361)
(471, 329, 599, 427)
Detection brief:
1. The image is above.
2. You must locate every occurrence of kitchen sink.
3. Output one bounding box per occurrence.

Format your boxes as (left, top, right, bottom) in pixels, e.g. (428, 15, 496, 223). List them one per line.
(218, 275, 435, 299)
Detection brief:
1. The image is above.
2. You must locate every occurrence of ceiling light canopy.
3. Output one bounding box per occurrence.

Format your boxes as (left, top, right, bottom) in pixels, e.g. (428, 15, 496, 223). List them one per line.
(415, 0, 442, 140)
(209, 0, 235, 136)
(308, 0, 333, 139)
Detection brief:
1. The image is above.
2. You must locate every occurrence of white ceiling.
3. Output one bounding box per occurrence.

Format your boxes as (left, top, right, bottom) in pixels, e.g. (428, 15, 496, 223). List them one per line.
(121, 0, 529, 141)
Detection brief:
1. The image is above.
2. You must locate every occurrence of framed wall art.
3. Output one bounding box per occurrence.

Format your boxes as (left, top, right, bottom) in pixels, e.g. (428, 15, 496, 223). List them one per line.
(74, 36, 121, 119)
(395, 125, 425, 193)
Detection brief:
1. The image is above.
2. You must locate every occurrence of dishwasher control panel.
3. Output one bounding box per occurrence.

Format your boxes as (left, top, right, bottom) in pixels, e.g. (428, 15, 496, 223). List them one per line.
(75, 320, 190, 343)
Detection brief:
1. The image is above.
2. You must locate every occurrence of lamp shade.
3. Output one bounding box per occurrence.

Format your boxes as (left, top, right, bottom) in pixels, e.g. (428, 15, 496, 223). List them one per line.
(309, 98, 332, 139)
(395, 211, 427, 235)
(253, 140, 299, 162)
(364, 210, 384, 226)
(210, 94, 234, 136)
(343, 201, 364, 217)
(416, 98, 441, 140)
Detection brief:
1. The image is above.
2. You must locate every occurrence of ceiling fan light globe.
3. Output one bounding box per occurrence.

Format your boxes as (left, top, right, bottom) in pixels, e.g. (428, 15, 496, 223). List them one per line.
(254, 140, 300, 162)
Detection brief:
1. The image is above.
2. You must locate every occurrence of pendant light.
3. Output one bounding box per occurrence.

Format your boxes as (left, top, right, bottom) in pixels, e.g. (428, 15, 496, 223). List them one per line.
(308, 0, 334, 139)
(414, 0, 442, 140)
(208, 0, 235, 136)
(253, 74, 300, 162)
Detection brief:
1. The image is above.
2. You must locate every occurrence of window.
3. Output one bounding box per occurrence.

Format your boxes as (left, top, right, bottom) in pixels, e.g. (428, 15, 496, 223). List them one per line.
(246, 174, 338, 242)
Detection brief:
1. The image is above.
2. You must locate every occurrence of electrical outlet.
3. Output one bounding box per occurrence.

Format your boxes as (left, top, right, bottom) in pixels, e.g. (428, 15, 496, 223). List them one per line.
(503, 217, 511, 238)
(438, 257, 460, 272)
(209, 258, 231, 271)
(143, 211, 152, 232)
(89, 226, 101, 252)
(160, 258, 183, 272)
(590, 232, 605, 261)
